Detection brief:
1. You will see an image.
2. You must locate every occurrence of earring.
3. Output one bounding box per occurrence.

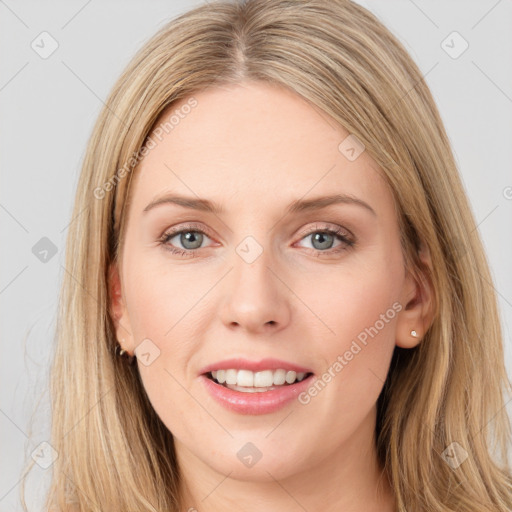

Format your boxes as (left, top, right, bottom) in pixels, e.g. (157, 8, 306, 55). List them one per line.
(115, 343, 136, 365)
(411, 330, 418, 338)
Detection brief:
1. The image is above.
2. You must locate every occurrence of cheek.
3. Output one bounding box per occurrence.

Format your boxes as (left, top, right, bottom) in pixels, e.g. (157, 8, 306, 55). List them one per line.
(122, 261, 208, 424)
(123, 255, 204, 342)
(327, 274, 399, 360)
(299, 247, 402, 357)
(124, 274, 203, 440)
(294, 251, 402, 436)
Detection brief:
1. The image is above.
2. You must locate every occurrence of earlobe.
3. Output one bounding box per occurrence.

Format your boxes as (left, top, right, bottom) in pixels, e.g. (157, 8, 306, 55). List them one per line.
(395, 242, 436, 349)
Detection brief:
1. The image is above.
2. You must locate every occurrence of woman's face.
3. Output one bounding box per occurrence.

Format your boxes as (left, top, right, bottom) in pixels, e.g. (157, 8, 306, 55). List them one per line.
(111, 80, 423, 483)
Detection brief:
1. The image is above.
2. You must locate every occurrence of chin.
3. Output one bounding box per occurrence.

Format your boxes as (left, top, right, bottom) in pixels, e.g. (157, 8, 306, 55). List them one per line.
(185, 434, 311, 483)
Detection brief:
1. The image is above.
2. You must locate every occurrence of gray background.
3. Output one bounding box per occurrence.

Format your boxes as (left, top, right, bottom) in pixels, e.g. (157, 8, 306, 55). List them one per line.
(1, 1, 511, 510)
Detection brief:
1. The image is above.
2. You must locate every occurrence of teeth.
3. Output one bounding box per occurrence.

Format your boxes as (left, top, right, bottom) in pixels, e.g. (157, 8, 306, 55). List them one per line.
(285, 371, 297, 384)
(208, 368, 310, 388)
(273, 369, 286, 385)
(254, 370, 273, 387)
(225, 369, 237, 385)
(237, 370, 254, 387)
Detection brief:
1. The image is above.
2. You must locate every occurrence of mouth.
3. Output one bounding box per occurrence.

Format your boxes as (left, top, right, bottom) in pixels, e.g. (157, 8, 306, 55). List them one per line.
(205, 369, 314, 393)
(199, 358, 315, 414)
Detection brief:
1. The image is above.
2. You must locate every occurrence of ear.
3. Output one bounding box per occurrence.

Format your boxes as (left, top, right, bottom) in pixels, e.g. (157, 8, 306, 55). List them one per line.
(395, 241, 436, 349)
(108, 263, 134, 353)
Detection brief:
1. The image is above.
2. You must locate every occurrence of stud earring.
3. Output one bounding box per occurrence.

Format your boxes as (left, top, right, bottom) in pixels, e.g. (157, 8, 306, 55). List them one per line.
(115, 342, 136, 365)
(411, 330, 418, 338)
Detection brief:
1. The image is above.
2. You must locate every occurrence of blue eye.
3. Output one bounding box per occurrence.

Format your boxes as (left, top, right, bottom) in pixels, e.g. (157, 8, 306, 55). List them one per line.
(163, 230, 205, 250)
(159, 224, 355, 257)
(158, 224, 213, 258)
(298, 228, 354, 253)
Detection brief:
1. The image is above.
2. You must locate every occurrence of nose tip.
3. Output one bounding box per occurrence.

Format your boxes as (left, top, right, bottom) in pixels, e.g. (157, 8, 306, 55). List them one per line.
(219, 259, 290, 335)
(228, 311, 280, 332)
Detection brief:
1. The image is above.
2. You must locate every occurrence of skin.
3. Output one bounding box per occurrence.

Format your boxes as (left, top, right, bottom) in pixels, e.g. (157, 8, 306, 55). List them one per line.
(110, 80, 434, 512)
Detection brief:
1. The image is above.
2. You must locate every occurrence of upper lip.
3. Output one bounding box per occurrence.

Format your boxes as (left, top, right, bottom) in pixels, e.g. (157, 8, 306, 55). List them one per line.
(199, 358, 313, 375)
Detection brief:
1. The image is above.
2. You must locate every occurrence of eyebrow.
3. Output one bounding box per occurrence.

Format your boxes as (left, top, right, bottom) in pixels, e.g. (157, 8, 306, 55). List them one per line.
(143, 193, 376, 217)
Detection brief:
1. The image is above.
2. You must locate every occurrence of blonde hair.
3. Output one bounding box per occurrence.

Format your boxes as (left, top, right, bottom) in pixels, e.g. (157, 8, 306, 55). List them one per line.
(21, 0, 512, 510)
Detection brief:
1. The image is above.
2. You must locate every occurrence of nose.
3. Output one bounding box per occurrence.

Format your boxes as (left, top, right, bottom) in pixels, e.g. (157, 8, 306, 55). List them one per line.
(218, 245, 292, 335)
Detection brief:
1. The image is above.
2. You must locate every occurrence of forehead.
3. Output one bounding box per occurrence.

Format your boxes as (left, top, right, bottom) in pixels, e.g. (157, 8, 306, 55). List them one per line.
(131, 81, 391, 217)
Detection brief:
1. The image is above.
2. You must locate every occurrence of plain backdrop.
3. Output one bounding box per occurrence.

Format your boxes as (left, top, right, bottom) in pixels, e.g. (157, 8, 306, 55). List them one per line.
(1, 1, 511, 510)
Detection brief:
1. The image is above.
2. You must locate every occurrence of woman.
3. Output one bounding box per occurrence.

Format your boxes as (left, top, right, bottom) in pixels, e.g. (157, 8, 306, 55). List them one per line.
(22, 0, 512, 510)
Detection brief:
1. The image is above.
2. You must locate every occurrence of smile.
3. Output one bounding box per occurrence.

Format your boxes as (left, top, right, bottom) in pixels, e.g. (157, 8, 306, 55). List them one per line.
(207, 369, 310, 392)
(199, 359, 315, 414)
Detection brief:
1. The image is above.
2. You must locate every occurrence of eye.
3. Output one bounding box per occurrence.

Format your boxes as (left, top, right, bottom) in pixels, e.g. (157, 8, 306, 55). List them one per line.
(158, 223, 215, 257)
(295, 224, 355, 255)
(158, 222, 355, 257)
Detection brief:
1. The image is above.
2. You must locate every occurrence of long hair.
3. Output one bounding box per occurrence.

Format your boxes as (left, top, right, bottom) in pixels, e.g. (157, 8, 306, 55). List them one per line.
(21, 1, 512, 510)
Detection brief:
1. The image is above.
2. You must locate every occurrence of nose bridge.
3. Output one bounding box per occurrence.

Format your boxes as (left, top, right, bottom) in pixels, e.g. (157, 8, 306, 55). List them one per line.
(218, 231, 291, 332)
(232, 232, 277, 303)
(240, 237, 271, 280)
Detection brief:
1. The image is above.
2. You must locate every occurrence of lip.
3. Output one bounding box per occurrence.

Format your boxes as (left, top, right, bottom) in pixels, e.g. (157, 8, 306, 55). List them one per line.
(199, 358, 313, 375)
(200, 372, 315, 416)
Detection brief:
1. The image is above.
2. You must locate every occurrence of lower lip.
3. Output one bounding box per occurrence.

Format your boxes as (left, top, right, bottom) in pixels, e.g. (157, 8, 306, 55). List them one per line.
(200, 374, 314, 415)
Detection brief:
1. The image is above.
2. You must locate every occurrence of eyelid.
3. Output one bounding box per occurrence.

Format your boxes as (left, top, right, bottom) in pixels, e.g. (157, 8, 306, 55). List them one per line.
(160, 221, 353, 243)
(296, 222, 353, 240)
(161, 222, 215, 240)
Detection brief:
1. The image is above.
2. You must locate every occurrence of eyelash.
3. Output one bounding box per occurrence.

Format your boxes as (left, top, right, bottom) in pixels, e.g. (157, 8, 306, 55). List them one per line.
(158, 222, 355, 258)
